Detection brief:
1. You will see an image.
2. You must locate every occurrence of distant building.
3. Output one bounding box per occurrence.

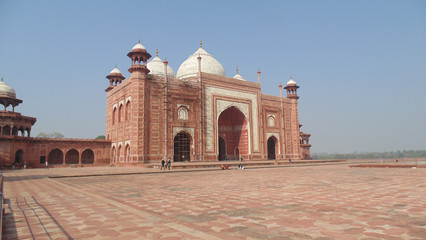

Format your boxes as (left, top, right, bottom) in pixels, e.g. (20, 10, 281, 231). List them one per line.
(0, 78, 110, 168)
(0, 41, 311, 168)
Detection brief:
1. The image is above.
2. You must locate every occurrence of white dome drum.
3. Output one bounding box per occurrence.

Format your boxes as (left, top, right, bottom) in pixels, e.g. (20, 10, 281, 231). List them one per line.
(176, 47, 226, 80)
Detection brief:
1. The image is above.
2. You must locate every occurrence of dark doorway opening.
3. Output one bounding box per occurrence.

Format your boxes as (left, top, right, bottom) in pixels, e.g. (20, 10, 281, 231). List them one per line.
(174, 132, 191, 162)
(267, 137, 277, 160)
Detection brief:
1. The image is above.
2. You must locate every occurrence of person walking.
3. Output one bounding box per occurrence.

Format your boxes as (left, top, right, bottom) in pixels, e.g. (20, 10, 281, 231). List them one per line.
(161, 158, 165, 170)
(167, 158, 171, 170)
(45, 160, 49, 170)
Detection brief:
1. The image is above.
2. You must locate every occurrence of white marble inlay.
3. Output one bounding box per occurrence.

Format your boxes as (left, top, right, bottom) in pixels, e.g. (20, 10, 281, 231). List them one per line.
(205, 86, 258, 152)
(173, 127, 194, 139)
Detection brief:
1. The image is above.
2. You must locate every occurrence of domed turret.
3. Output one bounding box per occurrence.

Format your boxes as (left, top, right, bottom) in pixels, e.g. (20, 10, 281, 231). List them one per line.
(105, 66, 125, 92)
(127, 40, 152, 75)
(147, 49, 176, 78)
(176, 41, 226, 80)
(0, 77, 17, 98)
(284, 77, 299, 99)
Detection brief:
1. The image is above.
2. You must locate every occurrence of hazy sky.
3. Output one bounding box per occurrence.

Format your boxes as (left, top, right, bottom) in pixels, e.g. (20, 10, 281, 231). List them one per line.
(1, 0, 425, 154)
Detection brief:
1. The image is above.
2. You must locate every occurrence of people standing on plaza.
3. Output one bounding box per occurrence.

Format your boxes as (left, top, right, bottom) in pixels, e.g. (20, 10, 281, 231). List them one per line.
(45, 160, 49, 169)
(24, 161, 27, 169)
(161, 158, 165, 170)
(167, 158, 171, 170)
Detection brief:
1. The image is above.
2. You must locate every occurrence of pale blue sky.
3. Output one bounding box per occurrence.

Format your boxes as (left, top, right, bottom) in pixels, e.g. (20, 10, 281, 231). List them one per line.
(1, 0, 425, 153)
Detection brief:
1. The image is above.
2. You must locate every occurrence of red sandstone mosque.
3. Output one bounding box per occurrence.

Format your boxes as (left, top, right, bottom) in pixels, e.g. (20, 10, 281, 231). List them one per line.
(0, 41, 311, 168)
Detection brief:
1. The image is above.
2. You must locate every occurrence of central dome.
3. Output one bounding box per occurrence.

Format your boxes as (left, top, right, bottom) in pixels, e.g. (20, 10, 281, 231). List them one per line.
(176, 47, 226, 79)
(0, 78, 16, 98)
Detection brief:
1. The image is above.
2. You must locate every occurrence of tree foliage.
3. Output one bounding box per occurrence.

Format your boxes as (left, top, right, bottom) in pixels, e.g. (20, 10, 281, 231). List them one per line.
(95, 135, 105, 139)
(36, 131, 65, 138)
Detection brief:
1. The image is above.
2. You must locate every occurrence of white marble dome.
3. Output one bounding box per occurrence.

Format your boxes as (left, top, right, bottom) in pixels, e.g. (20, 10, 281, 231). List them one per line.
(233, 73, 246, 81)
(110, 67, 122, 75)
(176, 47, 226, 79)
(132, 42, 146, 50)
(0, 78, 17, 98)
(286, 78, 297, 85)
(147, 56, 176, 78)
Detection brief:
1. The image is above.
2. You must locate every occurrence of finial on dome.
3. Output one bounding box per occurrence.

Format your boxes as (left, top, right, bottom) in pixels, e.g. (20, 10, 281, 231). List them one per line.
(0, 76, 3, 82)
(200, 40, 203, 48)
(236, 66, 239, 74)
(156, 48, 159, 57)
(138, 39, 140, 43)
(115, 64, 118, 68)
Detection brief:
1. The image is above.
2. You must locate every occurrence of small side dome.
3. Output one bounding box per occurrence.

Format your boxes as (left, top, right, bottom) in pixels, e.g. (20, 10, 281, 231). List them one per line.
(110, 67, 122, 75)
(176, 43, 226, 79)
(286, 77, 297, 85)
(0, 77, 17, 98)
(233, 66, 246, 81)
(147, 50, 176, 78)
(132, 41, 146, 51)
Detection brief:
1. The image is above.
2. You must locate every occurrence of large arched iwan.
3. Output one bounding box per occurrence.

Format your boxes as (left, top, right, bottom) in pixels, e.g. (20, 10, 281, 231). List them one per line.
(218, 106, 248, 160)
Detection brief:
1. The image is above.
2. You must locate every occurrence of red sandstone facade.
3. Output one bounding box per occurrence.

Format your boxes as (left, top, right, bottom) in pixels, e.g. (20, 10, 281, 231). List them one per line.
(105, 42, 311, 165)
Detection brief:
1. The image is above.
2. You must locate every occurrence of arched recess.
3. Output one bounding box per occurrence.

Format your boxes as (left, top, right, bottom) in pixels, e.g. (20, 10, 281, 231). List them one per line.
(118, 104, 123, 123)
(125, 101, 131, 121)
(111, 146, 116, 163)
(15, 149, 24, 164)
(65, 149, 79, 164)
(12, 126, 18, 136)
(117, 145, 122, 162)
(178, 107, 189, 120)
(25, 128, 30, 137)
(18, 127, 24, 136)
(112, 107, 117, 125)
(2, 125, 11, 135)
(48, 148, 63, 165)
(124, 144, 130, 162)
(267, 137, 278, 160)
(218, 106, 248, 160)
(174, 132, 192, 162)
(218, 136, 226, 161)
(81, 149, 94, 164)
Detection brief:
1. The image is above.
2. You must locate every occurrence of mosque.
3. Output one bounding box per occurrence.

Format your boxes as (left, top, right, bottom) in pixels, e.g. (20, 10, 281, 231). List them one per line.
(106, 41, 311, 163)
(0, 41, 311, 168)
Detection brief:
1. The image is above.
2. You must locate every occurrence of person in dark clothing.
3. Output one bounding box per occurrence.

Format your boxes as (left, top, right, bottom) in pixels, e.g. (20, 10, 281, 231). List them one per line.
(161, 158, 165, 170)
(167, 159, 171, 170)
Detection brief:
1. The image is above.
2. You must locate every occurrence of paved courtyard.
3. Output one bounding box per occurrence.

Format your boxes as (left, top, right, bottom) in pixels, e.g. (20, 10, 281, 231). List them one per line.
(2, 165, 426, 239)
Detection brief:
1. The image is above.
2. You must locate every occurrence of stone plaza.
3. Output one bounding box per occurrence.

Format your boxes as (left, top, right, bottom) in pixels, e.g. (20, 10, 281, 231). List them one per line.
(2, 164, 426, 239)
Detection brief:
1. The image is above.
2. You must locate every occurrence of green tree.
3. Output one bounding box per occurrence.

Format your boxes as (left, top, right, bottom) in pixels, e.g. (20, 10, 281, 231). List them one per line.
(95, 135, 105, 139)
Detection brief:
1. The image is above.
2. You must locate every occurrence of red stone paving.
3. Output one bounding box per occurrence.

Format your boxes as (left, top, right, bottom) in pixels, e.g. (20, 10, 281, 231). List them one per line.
(2, 165, 426, 239)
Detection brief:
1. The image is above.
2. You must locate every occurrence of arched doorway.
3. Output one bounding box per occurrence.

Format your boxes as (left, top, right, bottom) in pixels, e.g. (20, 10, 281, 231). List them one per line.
(218, 136, 226, 160)
(174, 132, 191, 162)
(65, 149, 79, 164)
(267, 137, 277, 160)
(15, 150, 24, 164)
(48, 148, 63, 165)
(218, 106, 248, 160)
(81, 149, 94, 164)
